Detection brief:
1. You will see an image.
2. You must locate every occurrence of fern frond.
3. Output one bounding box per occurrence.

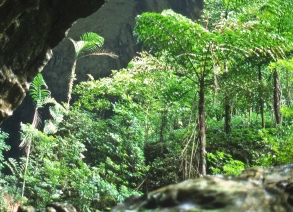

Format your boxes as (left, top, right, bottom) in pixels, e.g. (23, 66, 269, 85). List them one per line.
(4, 158, 24, 178)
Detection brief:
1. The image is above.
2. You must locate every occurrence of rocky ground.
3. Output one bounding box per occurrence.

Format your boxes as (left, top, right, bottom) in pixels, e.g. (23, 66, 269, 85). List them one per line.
(17, 202, 76, 212)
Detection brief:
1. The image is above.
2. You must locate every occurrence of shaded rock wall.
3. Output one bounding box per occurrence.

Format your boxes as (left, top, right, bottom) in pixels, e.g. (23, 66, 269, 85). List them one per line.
(0, 0, 106, 123)
(42, 0, 203, 102)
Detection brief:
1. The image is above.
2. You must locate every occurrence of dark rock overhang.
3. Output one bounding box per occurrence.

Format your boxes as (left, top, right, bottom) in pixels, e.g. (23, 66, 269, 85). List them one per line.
(0, 0, 105, 124)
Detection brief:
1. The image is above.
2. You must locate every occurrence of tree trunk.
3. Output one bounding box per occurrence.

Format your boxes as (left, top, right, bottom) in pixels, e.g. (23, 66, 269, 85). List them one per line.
(247, 107, 252, 128)
(286, 69, 291, 106)
(159, 111, 167, 153)
(273, 69, 281, 125)
(67, 60, 77, 107)
(224, 95, 231, 134)
(258, 64, 265, 128)
(198, 76, 206, 176)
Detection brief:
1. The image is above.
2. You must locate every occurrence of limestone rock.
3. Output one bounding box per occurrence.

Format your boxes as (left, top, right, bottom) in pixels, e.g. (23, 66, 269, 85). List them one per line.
(0, 0, 105, 123)
(46, 202, 77, 212)
(111, 164, 293, 211)
(17, 205, 35, 212)
(17, 202, 76, 212)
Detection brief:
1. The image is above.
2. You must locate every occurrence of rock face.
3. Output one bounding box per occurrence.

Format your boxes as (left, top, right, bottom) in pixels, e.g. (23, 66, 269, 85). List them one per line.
(18, 202, 76, 212)
(42, 0, 203, 102)
(111, 164, 293, 211)
(0, 0, 106, 123)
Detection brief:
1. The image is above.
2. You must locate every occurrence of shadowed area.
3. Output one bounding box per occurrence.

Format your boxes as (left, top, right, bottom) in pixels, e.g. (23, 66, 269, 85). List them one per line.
(0, 0, 106, 123)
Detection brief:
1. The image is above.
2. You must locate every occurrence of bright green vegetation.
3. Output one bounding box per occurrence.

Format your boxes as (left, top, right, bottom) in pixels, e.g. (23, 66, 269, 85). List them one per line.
(1, 0, 293, 211)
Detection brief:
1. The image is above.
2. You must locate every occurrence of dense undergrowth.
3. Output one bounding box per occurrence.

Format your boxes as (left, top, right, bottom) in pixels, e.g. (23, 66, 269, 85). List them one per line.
(1, 0, 293, 211)
(1, 107, 293, 211)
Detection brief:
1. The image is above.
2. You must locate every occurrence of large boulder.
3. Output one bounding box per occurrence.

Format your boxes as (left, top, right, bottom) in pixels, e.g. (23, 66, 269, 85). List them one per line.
(111, 164, 293, 211)
(0, 0, 105, 123)
(18, 202, 76, 212)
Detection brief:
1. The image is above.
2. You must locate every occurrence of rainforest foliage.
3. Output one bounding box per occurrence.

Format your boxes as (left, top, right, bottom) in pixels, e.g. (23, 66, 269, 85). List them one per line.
(1, 0, 293, 211)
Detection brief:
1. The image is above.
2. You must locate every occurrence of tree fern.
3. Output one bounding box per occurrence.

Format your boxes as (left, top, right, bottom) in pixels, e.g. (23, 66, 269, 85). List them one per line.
(20, 74, 53, 198)
(134, 7, 293, 175)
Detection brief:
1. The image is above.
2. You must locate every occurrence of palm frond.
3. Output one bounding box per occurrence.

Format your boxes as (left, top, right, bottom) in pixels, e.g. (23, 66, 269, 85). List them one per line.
(43, 100, 68, 134)
(69, 32, 105, 58)
(32, 110, 42, 129)
(78, 51, 118, 59)
(81, 32, 104, 47)
(29, 74, 51, 109)
(43, 120, 57, 134)
(19, 123, 36, 148)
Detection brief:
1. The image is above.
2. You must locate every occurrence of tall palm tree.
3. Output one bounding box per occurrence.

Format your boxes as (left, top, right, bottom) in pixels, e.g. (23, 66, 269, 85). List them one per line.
(19, 73, 52, 197)
(67, 32, 117, 107)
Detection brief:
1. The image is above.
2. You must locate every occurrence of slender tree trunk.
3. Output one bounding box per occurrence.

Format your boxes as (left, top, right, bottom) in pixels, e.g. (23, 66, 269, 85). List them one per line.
(22, 108, 38, 198)
(198, 76, 206, 175)
(224, 95, 231, 134)
(286, 69, 291, 106)
(273, 69, 281, 125)
(258, 64, 265, 128)
(22, 139, 31, 198)
(159, 112, 166, 143)
(67, 60, 77, 107)
(159, 111, 167, 153)
(247, 107, 252, 128)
